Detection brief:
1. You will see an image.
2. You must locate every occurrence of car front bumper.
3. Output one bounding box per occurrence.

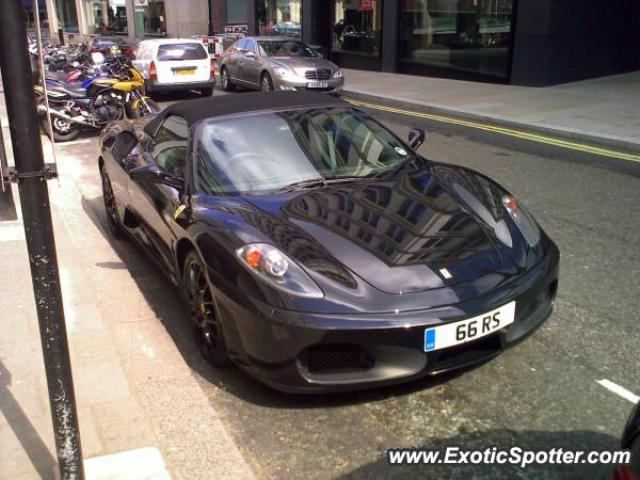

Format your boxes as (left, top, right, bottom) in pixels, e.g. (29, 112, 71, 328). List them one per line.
(273, 75, 344, 95)
(214, 241, 560, 393)
(145, 78, 216, 94)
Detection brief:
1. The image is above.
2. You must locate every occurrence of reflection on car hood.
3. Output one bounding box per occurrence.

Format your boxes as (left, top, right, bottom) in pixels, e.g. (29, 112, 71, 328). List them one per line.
(270, 57, 337, 74)
(242, 163, 527, 294)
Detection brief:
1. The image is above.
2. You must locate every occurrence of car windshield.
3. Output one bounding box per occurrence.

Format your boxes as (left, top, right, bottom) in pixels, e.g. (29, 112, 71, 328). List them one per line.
(258, 40, 316, 57)
(157, 43, 208, 61)
(195, 108, 415, 195)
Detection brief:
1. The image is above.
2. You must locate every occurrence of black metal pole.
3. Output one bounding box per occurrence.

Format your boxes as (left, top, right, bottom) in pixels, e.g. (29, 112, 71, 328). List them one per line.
(207, 0, 214, 36)
(0, 1, 84, 479)
(58, 27, 64, 45)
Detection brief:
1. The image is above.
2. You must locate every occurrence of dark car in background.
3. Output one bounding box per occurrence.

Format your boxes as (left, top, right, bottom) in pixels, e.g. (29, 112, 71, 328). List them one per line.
(88, 37, 132, 58)
(98, 92, 559, 393)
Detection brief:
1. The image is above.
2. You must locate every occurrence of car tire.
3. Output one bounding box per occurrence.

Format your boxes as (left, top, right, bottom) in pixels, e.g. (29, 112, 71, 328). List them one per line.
(220, 67, 235, 91)
(200, 87, 214, 97)
(100, 166, 127, 239)
(182, 251, 230, 366)
(261, 72, 274, 92)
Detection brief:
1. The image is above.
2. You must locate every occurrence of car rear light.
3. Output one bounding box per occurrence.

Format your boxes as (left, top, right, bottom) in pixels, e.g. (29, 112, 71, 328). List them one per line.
(210, 58, 216, 78)
(149, 61, 157, 81)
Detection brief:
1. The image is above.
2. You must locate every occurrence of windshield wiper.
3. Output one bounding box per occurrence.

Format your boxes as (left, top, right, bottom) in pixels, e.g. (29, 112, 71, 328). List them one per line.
(277, 177, 326, 192)
(277, 174, 381, 193)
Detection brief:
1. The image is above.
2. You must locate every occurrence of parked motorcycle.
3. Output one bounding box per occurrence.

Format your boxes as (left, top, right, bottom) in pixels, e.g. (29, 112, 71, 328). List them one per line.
(34, 60, 159, 142)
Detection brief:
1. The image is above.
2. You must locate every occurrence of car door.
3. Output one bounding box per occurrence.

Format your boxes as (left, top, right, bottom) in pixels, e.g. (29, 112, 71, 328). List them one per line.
(238, 39, 260, 87)
(127, 115, 188, 273)
(227, 39, 248, 83)
(102, 129, 141, 216)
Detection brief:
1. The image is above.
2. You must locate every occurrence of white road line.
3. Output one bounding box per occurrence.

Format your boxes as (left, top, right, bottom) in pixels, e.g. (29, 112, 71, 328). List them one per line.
(598, 379, 640, 404)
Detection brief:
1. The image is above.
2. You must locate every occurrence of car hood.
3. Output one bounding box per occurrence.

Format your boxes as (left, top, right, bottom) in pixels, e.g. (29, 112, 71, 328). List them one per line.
(240, 163, 526, 294)
(269, 57, 337, 75)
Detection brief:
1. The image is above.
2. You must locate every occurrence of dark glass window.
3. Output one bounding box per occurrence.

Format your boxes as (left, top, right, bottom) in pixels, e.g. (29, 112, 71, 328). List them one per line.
(83, 0, 128, 35)
(400, 0, 514, 78)
(54, 0, 79, 32)
(134, 0, 166, 37)
(257, 0, 302, 38)
(333, 0, 382, 57)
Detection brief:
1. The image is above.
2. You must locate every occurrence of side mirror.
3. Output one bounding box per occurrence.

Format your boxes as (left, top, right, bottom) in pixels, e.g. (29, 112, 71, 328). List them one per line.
(408, 128, 425, 150)
(130, 165, 184, 190)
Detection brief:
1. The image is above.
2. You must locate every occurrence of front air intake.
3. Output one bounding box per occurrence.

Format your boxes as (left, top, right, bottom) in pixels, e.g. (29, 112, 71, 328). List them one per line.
(298, 344, 375, 374)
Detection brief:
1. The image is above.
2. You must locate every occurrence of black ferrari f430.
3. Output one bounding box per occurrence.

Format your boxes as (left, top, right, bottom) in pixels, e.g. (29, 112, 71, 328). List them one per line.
(98, 92, 559, 392)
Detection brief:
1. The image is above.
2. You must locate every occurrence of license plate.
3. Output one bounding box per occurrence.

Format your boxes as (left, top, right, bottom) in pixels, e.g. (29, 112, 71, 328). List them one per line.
(424, 302, 516, 352)
(174, 69, 196, 76)
(307, 81, 329, 88)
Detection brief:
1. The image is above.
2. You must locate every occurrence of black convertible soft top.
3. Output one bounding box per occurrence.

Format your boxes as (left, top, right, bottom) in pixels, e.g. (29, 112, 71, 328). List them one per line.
(145, 91, 346, 135)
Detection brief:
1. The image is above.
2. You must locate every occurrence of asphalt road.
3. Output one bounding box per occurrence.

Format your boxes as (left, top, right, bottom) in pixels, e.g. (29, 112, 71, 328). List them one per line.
(58, 86, 640, 480)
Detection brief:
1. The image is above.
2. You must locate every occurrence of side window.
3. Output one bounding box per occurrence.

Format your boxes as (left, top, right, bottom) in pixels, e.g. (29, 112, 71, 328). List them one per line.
(152, 116, 188, 178)
(244, 39, 256, 52)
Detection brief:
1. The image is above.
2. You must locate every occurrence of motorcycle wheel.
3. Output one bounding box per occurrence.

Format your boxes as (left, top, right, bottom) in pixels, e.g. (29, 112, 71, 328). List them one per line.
(40, 114, 80, 142)
(127, 98, 161, 119)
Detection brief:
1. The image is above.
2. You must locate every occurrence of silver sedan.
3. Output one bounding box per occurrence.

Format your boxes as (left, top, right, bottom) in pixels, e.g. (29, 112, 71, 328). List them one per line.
(220, 37, 344, 95)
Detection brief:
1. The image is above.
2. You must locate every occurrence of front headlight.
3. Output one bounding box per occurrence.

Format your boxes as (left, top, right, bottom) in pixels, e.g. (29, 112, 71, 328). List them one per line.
(274, 66, 296, 79)
(237, 243, 323, 298)
(501, 195, 541, 247)
(333, 70, 343, 79)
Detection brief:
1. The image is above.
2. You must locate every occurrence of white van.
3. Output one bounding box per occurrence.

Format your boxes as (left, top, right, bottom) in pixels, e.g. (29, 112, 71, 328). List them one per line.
(133, 39, 216, 97)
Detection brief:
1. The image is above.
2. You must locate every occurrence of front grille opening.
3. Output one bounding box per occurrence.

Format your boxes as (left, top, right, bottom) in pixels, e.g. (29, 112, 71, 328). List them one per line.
(298, 344, 375, 374)
(305, 69, 332, 80)
(432, 334, 501, 371)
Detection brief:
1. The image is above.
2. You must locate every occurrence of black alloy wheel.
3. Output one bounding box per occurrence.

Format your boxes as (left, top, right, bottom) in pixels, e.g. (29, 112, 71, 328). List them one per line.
(100, 167, 126, 239)
(183, 251, 229, 366)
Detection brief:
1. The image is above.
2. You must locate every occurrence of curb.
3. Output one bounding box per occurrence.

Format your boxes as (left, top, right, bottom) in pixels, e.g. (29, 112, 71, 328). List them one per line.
(343, 90, 640, 156)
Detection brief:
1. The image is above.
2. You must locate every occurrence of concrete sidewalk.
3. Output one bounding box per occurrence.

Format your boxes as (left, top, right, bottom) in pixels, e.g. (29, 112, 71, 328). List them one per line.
(342, 69, 640, 153)
(0, 87, 255, 478)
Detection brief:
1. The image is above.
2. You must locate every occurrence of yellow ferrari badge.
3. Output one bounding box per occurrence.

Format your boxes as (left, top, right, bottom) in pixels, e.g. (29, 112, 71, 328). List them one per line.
(173, 204, 187, 220)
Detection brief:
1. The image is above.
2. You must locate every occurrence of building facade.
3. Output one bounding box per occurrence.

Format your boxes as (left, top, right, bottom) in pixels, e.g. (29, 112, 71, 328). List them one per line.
(210, 0, 640, 86)
(40, 0, 209, 41)
(39, 0, 640, 86)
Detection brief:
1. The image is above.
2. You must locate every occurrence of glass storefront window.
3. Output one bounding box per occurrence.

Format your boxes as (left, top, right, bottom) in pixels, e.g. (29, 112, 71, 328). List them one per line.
(333, 0, 382, 57)
(83, 0, 128, 35)
(257, 0, 302, 38)
(401, 0, 514, 78)
(134, 0, 166, 37)
(54, 0, 79, 32)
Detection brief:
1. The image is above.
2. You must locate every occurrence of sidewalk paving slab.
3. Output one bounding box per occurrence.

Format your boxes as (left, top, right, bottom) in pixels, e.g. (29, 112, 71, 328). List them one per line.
(342, 69, 640, 154)
(1, 85, 255, 479)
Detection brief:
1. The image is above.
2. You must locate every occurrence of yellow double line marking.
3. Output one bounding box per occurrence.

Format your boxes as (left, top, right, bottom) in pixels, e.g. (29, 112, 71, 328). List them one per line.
(347, 99, 640, 163)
